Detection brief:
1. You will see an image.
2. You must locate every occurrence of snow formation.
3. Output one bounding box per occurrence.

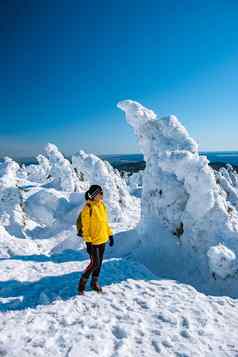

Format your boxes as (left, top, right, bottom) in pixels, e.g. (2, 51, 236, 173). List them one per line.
(44, 143, 83, 192)
(0, 157, 26, 238)
(23, 154, 51, 183)
(214, 164, 238, 210)
(0, 104, 238, 356)
(0, 143, 139, 245)
(207, 243, 237, 279)
(0, 225, 38, 258)
(125, 171, 143, 197)
(72, 150, 140, 223)
(118, 100, 238, 296)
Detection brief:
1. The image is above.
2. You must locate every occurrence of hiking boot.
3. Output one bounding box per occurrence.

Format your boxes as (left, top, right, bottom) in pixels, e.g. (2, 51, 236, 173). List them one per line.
(78, 277, 88, 295)
(91, 277, 102, 293)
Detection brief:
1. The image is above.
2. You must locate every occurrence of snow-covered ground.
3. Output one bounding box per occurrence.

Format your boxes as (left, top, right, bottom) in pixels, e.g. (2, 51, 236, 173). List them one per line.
(1, 251, 238, 357)
(1, 100, 238, 356)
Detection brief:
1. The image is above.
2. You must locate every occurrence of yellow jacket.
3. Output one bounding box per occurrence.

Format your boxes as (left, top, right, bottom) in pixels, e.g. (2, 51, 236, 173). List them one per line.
(81, 200, 113, 245)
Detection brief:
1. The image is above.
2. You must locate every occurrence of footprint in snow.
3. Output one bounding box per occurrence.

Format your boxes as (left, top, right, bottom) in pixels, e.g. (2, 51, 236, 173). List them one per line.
(180, 329, 191, 339)
(112, 326, 128, 339)
(151, 339, 161, 353)
(181, 316, 190, 329)
(157, 312, 177, 326)
(110, 303, 124, 312)
(134, 298, 149, 309)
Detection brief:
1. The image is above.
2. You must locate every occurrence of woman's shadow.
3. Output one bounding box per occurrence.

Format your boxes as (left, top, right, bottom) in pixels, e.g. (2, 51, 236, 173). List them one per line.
(0, 256, 156, 312)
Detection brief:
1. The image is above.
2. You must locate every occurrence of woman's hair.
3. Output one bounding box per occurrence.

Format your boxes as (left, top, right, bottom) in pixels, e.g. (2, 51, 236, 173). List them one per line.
(85, 185, 103, 200)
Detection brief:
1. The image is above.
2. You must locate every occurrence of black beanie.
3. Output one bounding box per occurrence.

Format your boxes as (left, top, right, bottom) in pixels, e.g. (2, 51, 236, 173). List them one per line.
(86, 185, 103, 200)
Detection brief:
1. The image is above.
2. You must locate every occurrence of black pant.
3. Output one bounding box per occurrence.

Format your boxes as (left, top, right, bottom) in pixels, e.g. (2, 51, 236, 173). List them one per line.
(82, 243, 106, 279)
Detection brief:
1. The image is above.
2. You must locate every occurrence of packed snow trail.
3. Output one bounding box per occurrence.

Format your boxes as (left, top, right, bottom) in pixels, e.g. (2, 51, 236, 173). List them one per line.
(0, 252, 238, 357)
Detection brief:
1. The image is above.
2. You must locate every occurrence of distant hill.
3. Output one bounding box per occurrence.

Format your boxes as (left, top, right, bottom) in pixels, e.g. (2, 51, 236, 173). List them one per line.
(112, 160, 238, 175)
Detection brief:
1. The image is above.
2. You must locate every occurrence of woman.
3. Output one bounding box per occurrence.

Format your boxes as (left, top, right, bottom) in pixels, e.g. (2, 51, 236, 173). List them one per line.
(78, 185, 114, 295)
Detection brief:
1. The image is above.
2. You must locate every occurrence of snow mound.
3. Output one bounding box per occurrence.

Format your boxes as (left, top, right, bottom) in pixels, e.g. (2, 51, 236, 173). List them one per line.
(118, 99, 238, 296)
(50, 233, 84, 255)
(0, 225, 39, 258)
(24, 189, 70, 226)
(207, 244, 237, 279)
(72, 150, 140, 224)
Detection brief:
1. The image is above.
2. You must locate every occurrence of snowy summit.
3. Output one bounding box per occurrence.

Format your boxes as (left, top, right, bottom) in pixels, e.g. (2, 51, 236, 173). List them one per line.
(0, 100, 238, 356)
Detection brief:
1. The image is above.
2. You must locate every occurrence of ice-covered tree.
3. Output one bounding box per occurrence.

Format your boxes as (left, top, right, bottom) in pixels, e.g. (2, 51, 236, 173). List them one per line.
(118, 100, 238, 295)
(0, 157, 26, 237)
(44, 143, 83, 192)
(72, 150, 140, 224)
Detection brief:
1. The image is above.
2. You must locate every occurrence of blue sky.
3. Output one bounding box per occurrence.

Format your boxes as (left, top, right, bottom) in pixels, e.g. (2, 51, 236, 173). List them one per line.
(1, 0, 238, 158)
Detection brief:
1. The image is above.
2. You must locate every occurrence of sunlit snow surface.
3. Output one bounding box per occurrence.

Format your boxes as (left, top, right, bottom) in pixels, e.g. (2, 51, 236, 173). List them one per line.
(0, 248, 238, 356)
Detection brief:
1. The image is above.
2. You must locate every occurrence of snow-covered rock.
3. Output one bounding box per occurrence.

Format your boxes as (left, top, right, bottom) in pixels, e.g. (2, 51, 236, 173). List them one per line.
(118, 100, 238, 295)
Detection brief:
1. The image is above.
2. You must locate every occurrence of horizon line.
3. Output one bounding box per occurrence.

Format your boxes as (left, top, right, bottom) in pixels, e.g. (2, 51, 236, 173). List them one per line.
(1, 150, 238, 162)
